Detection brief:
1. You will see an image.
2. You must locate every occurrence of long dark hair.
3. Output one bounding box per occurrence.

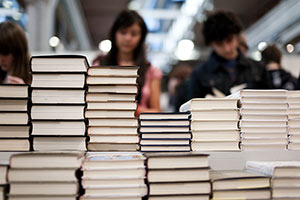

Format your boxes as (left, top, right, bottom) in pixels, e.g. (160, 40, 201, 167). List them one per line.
(0, 21, 31, 84)
(96, 10, 150, 103)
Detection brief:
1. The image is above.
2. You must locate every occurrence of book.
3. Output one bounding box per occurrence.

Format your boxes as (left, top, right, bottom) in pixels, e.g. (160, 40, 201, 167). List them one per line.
(87, 101, 137, 110)
(148, 195, 209, 200)
(87, 76, 138, 85)
(88, 84, 137, 94)
(31, 73, 86, 88)
(30, 55, 89, 72)
(241, 138, 287, 145)
(240, 126, 287, 133)
(84, 186, 147, 196)
(246, 161, 300, 177)
(0, 112, 28, 125)
(31, 89, 85, 104)
(86, 93, 136, 102)
(231, 89, 287, 97)
(88, 66, 139, 76)
(192, 141, 240, 151)
(139, 126, 190, 133)
(240, 102, 288, 109)
(139, 119, 190, 126)
(212, 189, 271, 199)
(148, 168, 209, 182)
(82, 178, 146, 188)
(239, 120, 287, 127)
(0, 84, 28, 98)
(83, 168, 146, 179)
(89, 135, 139, 143)
(210, 170, 270, 190)
(88, 118, 137, 127)
(88, 143, 138, 151)
(240, 108, 287, 115)
(88, 127, 137, 135)
(239, 96, 287, 103)
(191, 120, 238, 131)
(149, 182, 210, 195)
(180, 98, 239, 112)
(140, 139, 190, 145)
(0, 165, 7, 185)
(8, 196, 77, 200)
(9, 182, 78, 195)
(139, 112, 190, 120)
(272, 177, 300, 188)
(192, 130, 240, 141)
(0, 139, 29, 151)
(241, 143, 287, 151)
(0, 99, 27, 111)
(10, 152, 84, 168)
(140, 145, 190, 152)
(85, 110, 135, 119)
(141, 132, 192, 139)
(33, 137, 87, 151)
(80, 196, 142, 200)
(31, 121, 86, 136)
(241, 114, 287, 121)
(242, 132, 287, 139)
(272, 188, 300, 198)
(0, 125, 30, 138)
(8, 168, 78, 182)
(31, 105, 85, 120)
(190, 109, 239, 120)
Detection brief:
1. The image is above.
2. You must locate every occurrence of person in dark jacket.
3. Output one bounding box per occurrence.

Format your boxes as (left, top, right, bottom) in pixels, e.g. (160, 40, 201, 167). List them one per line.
(261, 44, 297, 90)
(296, 73, 300, 90)
(189, 11, 271, 98)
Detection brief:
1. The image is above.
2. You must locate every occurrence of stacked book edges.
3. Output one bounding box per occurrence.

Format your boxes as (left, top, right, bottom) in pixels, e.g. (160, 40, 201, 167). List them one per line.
(80, 153, 147, 200)
(86, 66, 139, 152)
(139, 113, 191, 152)
(145, 153, 210, 200)
(0, 84, 30, 151)
(7, 152, 83, 200)
(180, 98, 240, 151)
(246, 161, 300, 199)
(30, 55, 88, 151)
(287, 91, 300, 150)
(232, 90, 288, 151)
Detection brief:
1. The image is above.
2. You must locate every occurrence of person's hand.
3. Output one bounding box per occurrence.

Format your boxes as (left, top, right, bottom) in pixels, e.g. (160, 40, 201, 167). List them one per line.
(7, 75, 25, 84)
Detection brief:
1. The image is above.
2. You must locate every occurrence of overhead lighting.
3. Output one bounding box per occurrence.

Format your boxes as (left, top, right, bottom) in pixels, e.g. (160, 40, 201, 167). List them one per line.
(49, 36, 60, 48)
(3, 0, 13, 8)
(175, 39, 194, 61)
(258, 42, 268, 51)
(252, 51, 262, 61)
(286, 43, 294, 53)
(98, 40, 112, 53)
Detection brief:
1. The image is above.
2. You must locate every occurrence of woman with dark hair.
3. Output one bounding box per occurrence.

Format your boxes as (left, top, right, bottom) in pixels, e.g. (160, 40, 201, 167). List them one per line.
(0, 21, 31, 84)
(93, 10, 162, 114)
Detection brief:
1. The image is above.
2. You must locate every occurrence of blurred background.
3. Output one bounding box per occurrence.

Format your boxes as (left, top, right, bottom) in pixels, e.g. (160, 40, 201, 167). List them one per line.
(1, 0, 300, 110)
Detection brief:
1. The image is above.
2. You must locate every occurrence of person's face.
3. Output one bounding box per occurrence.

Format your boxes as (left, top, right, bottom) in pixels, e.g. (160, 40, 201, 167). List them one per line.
(116, 23, 142, 54)
(211, 35, 239, 60)
(0, 53, 13, 72)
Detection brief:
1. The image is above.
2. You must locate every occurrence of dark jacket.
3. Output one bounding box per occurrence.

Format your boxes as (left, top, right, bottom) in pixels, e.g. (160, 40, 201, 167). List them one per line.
(268, 69, 297, 90)
(189, 51, 271, 98)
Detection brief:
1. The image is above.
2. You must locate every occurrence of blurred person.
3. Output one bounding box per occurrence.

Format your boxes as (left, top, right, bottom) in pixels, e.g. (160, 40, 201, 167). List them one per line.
(167, 63, 192, 111)
(238, 33, 248, 57)
(0, 21, 31, 84)
(189, 10, 271, 98)
(93, 10, 162, 114)
(296, 73, 300, 90)
(261, 44, 297, 90)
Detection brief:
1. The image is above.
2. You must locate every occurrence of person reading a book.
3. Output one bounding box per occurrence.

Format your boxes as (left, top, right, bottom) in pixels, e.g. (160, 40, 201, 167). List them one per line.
(0, 21, 31, 84)
(93, 10, 162, 114)
(261, 44, 297, 90)
(189, 10, 271, 98)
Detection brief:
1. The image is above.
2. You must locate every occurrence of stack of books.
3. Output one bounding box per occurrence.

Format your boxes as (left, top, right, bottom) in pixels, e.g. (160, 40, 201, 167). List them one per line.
(180, 98, 240, 151)
(81, 153, 147, 200)
(287, 91, 300, 150)
(246, 161, 300, 199)
(146, 153, 210, 200)
(138, 113, 191, 152)
(85, 66, 139, 151)
(7, 152, 83, 200)
(0, 164, 7, 200)
(30, 55, 88, 151)
(0, 84, 30, 151)
(210, 170, 271, 199)
(236, 90, 288, 151)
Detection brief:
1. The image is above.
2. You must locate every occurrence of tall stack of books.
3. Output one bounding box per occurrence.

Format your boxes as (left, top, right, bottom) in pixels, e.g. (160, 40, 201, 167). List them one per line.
(80, 153, 147, 200)
(235, 90, 288, 151)
(0, 164, 8, 200)
(210, 170, 271, 200)
(287, 91, 300, 150)
(0, 84, 30, 151)
(180, 98, 240, 151)
(86, 66, 139, 151)
(246, 161, 300, 199)
(138, 113, 191, 152)
(30, 55, 88, 151)
(146, 153, 210, 200)
(7, 152, 84, 200)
